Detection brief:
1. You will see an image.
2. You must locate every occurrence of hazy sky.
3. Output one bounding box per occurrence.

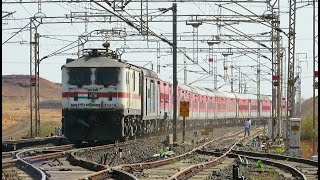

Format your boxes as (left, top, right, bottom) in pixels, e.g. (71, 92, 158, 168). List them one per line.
(2, 0, 318, 100)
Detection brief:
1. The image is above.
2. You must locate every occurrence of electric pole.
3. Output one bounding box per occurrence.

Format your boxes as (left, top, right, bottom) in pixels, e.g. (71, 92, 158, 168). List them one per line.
(172, 3, 178, 144)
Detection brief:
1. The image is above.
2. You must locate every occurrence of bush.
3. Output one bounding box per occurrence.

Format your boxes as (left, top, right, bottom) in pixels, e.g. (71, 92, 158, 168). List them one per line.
(301, 114, 318, 141)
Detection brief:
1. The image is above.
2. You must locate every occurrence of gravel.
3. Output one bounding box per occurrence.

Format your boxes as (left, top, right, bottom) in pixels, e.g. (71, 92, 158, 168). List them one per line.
(2, 169, 23, 180)
(208, 159, 299, 180)
(76, 126, 244, 166)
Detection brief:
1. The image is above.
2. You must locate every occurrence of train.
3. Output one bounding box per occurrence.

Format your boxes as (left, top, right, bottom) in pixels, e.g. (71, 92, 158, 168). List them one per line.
(61, 48, 276, 143)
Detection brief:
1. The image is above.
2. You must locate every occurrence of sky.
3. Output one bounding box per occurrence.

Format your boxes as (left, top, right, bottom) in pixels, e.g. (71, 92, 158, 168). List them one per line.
(2, 0, 318, 100)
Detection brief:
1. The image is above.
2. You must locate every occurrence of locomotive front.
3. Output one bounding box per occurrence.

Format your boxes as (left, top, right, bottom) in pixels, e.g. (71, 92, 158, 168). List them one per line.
(61, 49, 132, 143)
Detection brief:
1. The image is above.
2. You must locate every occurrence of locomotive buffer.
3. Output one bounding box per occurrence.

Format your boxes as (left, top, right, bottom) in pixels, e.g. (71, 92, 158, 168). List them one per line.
(180, 101, 189, 143)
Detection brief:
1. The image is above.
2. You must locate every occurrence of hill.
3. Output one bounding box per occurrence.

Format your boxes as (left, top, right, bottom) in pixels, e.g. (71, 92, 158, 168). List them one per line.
(2, 75, 62, 140)
(2, 75, 61, 104)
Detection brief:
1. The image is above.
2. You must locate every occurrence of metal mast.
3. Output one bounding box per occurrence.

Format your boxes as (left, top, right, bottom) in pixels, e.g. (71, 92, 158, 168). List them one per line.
(222, 49, 233, 82)
(238, 67, 241, 93)
(214, 54, 218, 89)
(29, 17, 41, 138)
(187, 16, 202, 64)
(312, 0, 318, 156)
(208, 44, 213, 76)
(270, 7, 281, 142)
(207, 39, 220, 89)
(295, 53, 307, 117)
(286, 0, 297, 147)
(231, 62, 234, 92)
(183, 47, 187, 84)
(140, 0, 149, 35)
(277, 34, 283, 141)
(172, 3, 178, 143)
(157, 41, 161, 74)
(257, 47, 261, 127)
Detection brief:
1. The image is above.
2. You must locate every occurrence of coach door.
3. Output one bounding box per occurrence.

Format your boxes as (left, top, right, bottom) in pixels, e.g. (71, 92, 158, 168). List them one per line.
(145, 78, 149, 116)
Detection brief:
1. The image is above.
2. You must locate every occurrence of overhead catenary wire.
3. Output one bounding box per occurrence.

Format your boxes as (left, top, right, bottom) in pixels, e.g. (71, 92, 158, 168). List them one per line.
(91, 0, 210, 74)
(2, 22, 31, 45)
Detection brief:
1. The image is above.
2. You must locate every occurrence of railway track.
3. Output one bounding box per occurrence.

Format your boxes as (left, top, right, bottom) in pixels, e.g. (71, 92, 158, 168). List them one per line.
(2, 142, 138, 180)
(2, 136, 68, 152)
(194, 147, 318, 180)
(134, 136, 244, 180)
(2, 144, 75, 161)
(166, 129, 262, 180)
(80, 128, 317, 180)
(80, 128, 261, 180)
(4, 126, 315, 180)
(2, 144, 75, 180)
(230, 150, 318, 180)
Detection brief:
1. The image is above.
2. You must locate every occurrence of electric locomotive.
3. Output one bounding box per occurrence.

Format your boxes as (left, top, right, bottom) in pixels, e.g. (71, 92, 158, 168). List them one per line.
(61, 49, 146, 142)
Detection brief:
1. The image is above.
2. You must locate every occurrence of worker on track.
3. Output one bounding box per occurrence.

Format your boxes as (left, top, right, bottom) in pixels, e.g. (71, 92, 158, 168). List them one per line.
(244, 118, 251, 137)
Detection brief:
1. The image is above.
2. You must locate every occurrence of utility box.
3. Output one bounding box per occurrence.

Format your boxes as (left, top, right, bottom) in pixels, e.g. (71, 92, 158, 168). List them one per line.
(289, 118, 301, 148)
(287, 118, 302, 158)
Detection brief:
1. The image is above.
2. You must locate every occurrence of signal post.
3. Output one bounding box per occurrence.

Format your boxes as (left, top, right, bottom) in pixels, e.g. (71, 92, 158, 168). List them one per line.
(180, 101, 189, 143)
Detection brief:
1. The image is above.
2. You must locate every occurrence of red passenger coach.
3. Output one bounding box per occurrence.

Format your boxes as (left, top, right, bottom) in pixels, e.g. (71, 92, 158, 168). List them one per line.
(238, 97, 249, 118)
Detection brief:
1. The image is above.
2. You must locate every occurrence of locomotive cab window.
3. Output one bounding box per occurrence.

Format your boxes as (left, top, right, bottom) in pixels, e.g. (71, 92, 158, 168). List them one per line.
(68, 68, 91, 85)
(95, 68, 120, 86)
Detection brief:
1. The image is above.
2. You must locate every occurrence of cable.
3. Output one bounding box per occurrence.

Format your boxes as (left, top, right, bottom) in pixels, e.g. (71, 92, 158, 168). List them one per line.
(2, 22, 31, 45)
(40, 39, 79, 61)
(215, 3, 272, 28)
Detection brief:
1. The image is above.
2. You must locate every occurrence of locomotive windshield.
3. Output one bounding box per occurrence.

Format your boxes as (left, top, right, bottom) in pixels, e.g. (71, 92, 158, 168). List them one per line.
(95, 67, 119, 86)
(68, 68, 92, 85)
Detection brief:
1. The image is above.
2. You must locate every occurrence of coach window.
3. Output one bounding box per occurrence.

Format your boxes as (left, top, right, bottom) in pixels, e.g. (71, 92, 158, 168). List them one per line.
(95, 67, 119, 86)
(68, 68, 91, 85)
(151, 80, 155, 113)
(126, 72, 129, 85)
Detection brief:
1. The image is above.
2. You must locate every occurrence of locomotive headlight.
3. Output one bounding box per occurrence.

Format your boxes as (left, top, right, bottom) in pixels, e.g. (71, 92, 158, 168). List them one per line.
(88, 92, 99, 99)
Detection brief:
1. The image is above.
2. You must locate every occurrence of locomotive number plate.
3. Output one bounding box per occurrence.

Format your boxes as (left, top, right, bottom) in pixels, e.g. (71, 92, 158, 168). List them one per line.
(88, 92, 98, 99)
(103, 104, 116, 108)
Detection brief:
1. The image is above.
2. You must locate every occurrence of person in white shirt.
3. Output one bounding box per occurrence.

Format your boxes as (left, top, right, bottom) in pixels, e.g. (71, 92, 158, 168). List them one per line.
(244, 118, 251, 137)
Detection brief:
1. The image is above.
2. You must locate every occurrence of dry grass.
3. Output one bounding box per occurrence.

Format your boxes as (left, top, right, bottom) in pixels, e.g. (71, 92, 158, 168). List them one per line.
(2, 101, 61, 140)
(2, 75, 62, 140)
(301, 140, 318, 159)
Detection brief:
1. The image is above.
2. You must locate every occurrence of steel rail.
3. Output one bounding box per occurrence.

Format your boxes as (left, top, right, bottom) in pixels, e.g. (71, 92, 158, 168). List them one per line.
(198, 150, 312, 180)
(166, 128, 263, 179)
(232, 150, 319, 166)
(70, 142, 138, 180)
(82, 129, 248, 179)
(5, 142, 134, 180)
(169, 133, 244, 179)
(15, 150, 47, 180)
(2, 144, 74, 159)
(2, 136, 68, 152)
